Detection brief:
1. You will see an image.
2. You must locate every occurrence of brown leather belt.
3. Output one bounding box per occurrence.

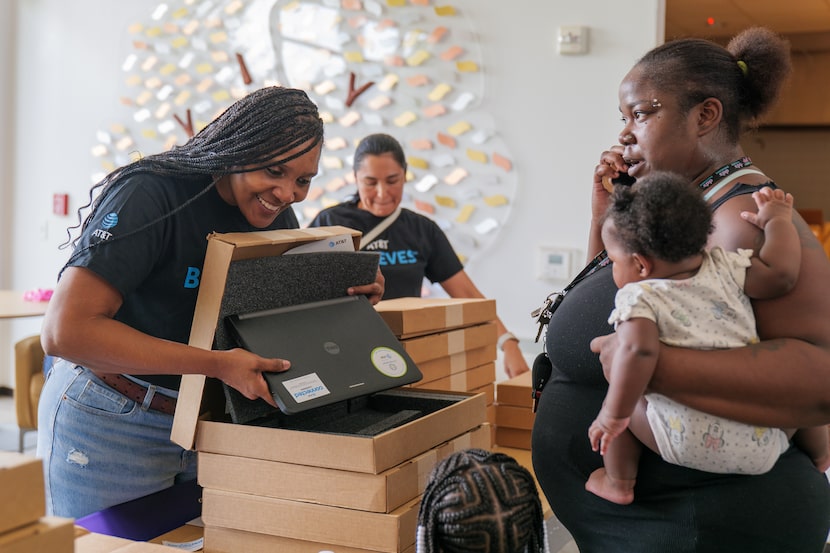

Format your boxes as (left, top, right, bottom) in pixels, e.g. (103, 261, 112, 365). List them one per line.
(96, 373, 177, 416)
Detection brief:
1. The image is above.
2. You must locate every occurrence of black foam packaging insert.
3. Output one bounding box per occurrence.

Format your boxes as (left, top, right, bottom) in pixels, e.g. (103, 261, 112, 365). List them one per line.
(213, 250, 452, 436)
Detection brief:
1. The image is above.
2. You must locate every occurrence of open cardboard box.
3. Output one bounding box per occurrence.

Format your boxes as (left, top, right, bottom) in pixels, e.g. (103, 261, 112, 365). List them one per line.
(171, 227, 487, 474)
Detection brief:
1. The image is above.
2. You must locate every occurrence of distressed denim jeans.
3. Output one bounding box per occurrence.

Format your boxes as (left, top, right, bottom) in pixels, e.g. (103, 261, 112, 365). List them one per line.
(37, 359, 197, 518)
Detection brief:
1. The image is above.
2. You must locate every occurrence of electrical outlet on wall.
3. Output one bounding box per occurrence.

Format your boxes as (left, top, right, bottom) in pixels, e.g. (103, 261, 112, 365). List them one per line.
(557, 26, 589, 55)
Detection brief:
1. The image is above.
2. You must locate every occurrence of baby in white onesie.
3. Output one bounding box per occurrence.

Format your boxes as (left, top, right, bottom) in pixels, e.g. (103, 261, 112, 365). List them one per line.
(586, 171, 829, 505)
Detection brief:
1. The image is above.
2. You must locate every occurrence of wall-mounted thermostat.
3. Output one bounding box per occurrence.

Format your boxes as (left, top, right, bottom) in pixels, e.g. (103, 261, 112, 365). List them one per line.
(537, 246, 575, 281)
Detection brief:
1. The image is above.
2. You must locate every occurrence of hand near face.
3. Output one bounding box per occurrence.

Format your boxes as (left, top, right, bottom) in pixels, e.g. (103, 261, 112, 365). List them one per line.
(593, 146, 627, 221)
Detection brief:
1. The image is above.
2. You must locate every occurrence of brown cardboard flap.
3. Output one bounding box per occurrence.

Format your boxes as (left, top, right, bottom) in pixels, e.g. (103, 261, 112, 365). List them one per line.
(209, 226, 361, 257)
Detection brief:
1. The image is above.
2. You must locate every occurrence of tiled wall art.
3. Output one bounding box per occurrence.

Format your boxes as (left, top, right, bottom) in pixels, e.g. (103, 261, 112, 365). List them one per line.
(91, 0, 518, 263)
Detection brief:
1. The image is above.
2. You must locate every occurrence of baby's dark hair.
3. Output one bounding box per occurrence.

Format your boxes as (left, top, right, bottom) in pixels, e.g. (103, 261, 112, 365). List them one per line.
(416, 448, 548, 553)
(636, 27, 791, 141)
(603, 171, 713, 263)
(353, 133, 407, 175)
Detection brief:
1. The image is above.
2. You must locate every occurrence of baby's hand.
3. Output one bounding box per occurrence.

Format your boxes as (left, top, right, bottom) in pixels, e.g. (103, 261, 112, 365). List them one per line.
(741, 186, 794, 230)
(588, 411, 631, 456)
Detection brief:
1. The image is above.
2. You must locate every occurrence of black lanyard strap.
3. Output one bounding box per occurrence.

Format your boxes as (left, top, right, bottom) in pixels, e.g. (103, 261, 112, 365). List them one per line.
(531, 249, 609, 342)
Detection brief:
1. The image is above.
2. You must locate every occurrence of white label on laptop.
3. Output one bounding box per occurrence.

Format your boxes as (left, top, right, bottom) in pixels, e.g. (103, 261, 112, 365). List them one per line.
(371, 347, 408, 378)
(282, 373, 331, 404)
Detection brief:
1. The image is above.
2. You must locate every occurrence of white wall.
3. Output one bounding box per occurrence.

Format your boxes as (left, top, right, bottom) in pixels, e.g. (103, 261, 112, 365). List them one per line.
(0, 1, 18, 385)
(3, 0, 662, 385)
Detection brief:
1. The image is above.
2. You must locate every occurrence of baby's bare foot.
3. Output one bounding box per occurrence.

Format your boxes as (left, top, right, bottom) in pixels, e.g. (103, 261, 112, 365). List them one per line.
(586, 468, 636, 505)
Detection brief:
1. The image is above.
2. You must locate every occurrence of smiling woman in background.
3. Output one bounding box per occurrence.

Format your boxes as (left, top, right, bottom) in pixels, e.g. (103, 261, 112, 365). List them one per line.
(310, 133, 530, 378)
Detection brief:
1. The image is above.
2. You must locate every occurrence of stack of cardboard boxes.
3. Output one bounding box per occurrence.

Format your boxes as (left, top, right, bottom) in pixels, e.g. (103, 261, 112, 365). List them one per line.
(375, 297, 499, 432)
(167, 229, 492, 553)
(493, 371, 535, 450)
(197, 410, 491, 552)
(0, 452, 73, 553)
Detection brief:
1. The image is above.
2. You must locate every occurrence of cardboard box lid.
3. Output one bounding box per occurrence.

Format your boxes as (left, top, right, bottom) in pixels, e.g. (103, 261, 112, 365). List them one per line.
(205, 226, 362, 260)
(171, 226, 363, 450)
(495, 370, 533, 408)
(374, 297, 497, 338)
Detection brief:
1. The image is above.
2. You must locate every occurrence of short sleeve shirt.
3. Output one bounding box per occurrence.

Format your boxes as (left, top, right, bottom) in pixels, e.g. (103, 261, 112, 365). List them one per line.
(65, 172, 299, 388)
(310, 200, 463, 298)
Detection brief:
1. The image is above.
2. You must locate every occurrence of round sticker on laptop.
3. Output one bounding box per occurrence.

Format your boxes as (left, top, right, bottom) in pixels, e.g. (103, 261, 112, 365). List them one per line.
(371, 347, 408, 378)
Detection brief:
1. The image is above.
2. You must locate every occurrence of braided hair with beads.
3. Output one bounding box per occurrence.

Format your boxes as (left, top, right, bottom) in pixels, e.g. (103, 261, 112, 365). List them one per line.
(64, 86, 324, 251)
(416, 448, 548, 553)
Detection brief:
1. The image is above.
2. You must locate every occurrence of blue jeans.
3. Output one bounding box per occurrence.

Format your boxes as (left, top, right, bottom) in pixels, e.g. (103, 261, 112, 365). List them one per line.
(36, 359, 197, 518)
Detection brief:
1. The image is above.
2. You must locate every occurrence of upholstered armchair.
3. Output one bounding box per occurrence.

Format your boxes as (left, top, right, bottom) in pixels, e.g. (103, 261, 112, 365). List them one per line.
(14, 334, 45, 452)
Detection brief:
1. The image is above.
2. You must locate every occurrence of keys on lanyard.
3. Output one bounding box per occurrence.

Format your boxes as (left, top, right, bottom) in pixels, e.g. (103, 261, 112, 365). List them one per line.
(531, 249, 610, 343)
(528, 250, 610, 409)
(531, 292, 563, 343)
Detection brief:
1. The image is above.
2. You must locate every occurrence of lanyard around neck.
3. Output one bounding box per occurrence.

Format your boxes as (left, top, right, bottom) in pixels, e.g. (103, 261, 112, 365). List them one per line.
(702, 168, 767, 201)
(697, 156, 753, 191)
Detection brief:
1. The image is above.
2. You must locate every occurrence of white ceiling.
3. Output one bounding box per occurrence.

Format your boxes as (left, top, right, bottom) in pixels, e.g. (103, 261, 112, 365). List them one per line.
(666, 0, 830, 51)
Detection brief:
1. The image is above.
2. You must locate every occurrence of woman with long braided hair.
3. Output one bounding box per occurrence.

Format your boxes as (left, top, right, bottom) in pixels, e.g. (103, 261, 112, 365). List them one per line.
(37, 86, 384, 518)
(417, 448, 548, 553)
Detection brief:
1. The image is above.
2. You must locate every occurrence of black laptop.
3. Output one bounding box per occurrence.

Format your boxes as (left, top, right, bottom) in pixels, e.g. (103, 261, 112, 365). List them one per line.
(225, 295, 422, 414)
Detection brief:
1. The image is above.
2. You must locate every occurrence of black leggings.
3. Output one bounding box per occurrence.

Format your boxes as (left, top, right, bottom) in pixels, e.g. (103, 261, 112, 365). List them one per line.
(532, 380, 830, 553)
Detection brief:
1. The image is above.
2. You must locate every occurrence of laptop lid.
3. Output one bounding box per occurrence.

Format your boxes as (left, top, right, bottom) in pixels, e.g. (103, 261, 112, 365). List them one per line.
(225, 295, 422, 414)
